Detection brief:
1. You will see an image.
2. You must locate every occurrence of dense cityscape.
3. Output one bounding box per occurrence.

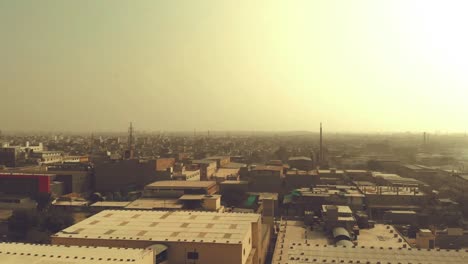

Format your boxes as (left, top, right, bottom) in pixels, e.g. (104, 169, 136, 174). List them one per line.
(0, 124, 467, 263)
(2, 0, 468, 263)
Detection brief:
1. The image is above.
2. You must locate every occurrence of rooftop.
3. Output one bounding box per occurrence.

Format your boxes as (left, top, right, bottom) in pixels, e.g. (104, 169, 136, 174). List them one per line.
(288, 156, 312, 161)
(125, 198, 183, 210)
(90, 201, 132, 208)
(272, 221, 466, 264)
(252, 165, 283, 171)
(145, 180, 216, 189)
(0, 242, 152, 264)
(358, 185, 426, 196)
(53, 210, 260, 245)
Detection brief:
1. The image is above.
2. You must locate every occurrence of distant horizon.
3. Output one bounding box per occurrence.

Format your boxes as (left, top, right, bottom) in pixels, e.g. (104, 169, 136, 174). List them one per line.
(1, 128, 467, 136)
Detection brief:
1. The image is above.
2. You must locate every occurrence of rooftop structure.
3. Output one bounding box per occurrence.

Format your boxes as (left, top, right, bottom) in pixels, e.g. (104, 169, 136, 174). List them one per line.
(52, 210, 267, 264)
(0, 242, 153, 264)
(272, 220, 467, 264)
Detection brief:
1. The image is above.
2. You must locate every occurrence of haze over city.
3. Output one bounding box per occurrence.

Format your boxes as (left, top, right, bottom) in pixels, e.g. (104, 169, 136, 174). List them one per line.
(1, 0, 468, 132)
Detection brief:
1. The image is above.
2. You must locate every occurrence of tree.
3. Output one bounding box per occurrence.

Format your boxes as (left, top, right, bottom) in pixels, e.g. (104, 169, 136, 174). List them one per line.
(8, 210, 39, 241)
(42, 210, 74, 233)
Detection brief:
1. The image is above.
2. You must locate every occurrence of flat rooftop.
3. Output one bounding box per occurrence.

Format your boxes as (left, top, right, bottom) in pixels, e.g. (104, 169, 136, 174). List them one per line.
(90, 201, 132, 208)
(125, 198, 183, 210)
(213, 168, 240, 178)
(146, 180, 216, 189)
(272, 221, 467, 264)
(252, 165, 283, 171)
(358, 185, 426, 196)
(0, 242, 152, 264)
(53, 210, 260, 245)
(286, 170, 318, 176)
(322, 205, 352, 214)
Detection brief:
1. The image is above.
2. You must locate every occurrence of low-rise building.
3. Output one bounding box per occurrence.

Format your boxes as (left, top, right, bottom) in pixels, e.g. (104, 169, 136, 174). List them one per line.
(0, 242, 154, 264)
(272, 220, 466, 264)
(52, 210, 269, 264)
(143, 180, 218, 198)
(192, 159, 217, 180)
(284, 169, 319, 191)
(249, 165, 283, 193)
(288, 156, 315, 171)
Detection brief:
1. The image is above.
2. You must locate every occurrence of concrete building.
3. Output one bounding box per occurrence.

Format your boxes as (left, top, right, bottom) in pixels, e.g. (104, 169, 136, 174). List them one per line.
(220, 180, 250, 193)
(356, 184, 430, 219)
(321, 205, 356, 232)
(213, 168, 240, 183)
(191, 160, 217, 180)
(0, 172, 64, 196)
(249, 165, 283, 193)
(172, 169, 200, 181)
(52, 210, 269, 264)
(272, 220, 467, 264)
(284, 169, 320, 191)
(286, 185, 365, 216)
(94, 158, 174, 192)
(0, 147, 24, 167)
(29, 150, 63, 165)
(0, 242, 154, 264)
(11, 168, 93, 196)
(288, 156, 315, 171)
(205, 156, 231, 168)
(143, 181, 218, 198)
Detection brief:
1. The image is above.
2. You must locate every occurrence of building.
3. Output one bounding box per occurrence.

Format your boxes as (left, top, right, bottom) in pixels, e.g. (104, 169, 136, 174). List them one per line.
(29, 150, 63, 165)
(143, 180, 218, 198)
(94, 158, 174, 192)
(213, 168, 240, 183)
(288, 156, 315, 171)
(0, 147, 24, 167)
(371, 172, 428, 188)
(284, 169, 320, 191)
(272, 220, 467, 264)
(249, 165, 283, 193)
(356, 184, 430, 219)
(0, 172, 64, 196)
(191, 159, 217, 180)
(285, 185, 365, 216)
(321, 205, 356, 232)
(52, 210, 269, 264)
(13, 168, 93, 196)
(172, 169, 201, 181)
(205, 156, 231, 168)
(0, 242, 154, 264)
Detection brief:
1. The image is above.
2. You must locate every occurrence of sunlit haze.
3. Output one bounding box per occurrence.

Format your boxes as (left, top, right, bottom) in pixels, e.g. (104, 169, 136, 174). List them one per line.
(1, 0, 468, 132)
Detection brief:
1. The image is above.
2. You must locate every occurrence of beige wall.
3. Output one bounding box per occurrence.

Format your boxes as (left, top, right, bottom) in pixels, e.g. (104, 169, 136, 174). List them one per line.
(52, 237, 248, 264)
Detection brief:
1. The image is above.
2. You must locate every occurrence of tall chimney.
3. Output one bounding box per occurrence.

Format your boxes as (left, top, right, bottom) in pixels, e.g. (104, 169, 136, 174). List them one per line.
(319, 122, 323, 166)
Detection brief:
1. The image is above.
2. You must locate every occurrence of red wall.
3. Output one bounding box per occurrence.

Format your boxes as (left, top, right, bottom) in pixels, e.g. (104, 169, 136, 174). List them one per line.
(0, 173, 51, 193)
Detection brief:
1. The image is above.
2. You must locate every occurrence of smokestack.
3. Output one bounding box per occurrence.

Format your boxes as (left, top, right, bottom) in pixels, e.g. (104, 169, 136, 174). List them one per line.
(320, 122, 323, 166)
(423, 132, 427, 145)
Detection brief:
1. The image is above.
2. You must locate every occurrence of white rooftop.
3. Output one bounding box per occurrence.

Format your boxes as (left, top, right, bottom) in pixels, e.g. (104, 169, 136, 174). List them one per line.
(0, 242, 152, 264)
(53, 210, 260, 245)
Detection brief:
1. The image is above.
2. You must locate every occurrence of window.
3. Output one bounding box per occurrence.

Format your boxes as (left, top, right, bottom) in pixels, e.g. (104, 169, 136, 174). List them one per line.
(187, 252, 199, 260)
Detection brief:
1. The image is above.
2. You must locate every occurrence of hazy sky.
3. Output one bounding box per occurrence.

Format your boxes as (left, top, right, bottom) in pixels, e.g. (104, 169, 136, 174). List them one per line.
(1, 0, 468, 132)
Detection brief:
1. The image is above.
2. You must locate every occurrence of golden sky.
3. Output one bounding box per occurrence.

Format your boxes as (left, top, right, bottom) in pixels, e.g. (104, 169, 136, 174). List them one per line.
(1, 0, 467, 132)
